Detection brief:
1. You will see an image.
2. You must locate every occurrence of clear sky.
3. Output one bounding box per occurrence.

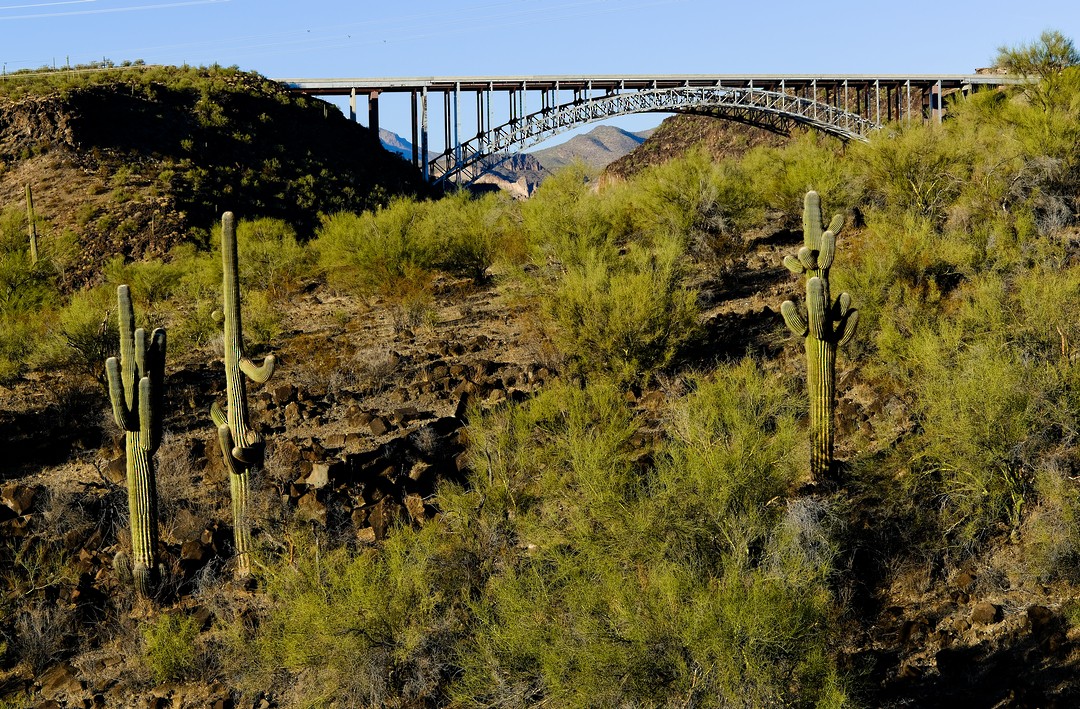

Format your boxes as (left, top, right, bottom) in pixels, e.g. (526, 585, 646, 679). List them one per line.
(2, 0, 1078, 145)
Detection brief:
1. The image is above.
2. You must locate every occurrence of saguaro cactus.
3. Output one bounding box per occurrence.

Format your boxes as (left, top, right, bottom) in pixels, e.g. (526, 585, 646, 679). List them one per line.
(25, 184, 38, 265)
(105, 284, 166, 596)
(211, 212, 275, 577)
(780, 191, 858, 481)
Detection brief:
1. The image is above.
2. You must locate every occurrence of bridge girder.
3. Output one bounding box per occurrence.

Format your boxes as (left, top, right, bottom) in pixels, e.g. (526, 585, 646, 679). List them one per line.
(430, 86, 877, 184)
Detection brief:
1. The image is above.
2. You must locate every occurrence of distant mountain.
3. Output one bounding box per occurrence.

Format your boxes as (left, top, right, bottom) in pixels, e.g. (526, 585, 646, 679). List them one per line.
(471, 153, 548, 199)
(378, 122, 657, 196)
(531, 125, 653, 172)
(379, 128, 433, 163)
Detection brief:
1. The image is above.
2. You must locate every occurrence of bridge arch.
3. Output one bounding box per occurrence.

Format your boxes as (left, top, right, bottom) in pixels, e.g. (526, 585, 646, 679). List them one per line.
(432, 85, 876, 184)
(281, 74, 1014, 186)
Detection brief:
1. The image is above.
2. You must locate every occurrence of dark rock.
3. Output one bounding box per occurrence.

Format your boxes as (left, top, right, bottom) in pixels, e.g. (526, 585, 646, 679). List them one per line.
(971, 601, 1002, 625)
(369, 416, 392, 436)
(272, 383, 296, 405)
(283, 401, 302, 425)
(38, 663, 82, 700)
(297, 492, 327, 526)
(404, 493, 426, 523)
(180, 539, 206, 563)
(392, 406, 420, 426)
(1027, 604, 1055, 635)
(370, 498, 402, 540)
(105, 456, 127, 485)
(954, 570, 977, 592)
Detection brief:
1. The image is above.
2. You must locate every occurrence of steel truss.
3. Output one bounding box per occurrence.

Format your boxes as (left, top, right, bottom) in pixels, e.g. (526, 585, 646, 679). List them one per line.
(430, 86, 878, 185)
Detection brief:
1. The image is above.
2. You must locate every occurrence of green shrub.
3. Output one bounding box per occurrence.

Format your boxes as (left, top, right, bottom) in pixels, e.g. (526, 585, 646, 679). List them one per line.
(539, 234, 698, 383)
(631, 148, 758, 260)
(142, 612, 201, 684)
(742, 130, 857, 226)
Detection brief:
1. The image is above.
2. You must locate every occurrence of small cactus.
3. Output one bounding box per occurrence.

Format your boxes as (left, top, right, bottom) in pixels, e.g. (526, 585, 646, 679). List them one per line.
(211, 212, 275, 577)
(780, 192, 858, 482)
(105, 285, 166, 596)
(25, 184, 38, 265)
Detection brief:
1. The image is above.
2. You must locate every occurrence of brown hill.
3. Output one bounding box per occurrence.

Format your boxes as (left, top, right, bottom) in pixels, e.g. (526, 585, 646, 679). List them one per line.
(605, 113, 789, 179)
(0, 64, 425, 286)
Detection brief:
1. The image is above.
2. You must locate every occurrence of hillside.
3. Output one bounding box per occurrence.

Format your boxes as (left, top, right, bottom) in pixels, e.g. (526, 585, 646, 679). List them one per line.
(0, 64, 425, 286)
(4, 52, 1080, 708)
(605, 112, 789, 180)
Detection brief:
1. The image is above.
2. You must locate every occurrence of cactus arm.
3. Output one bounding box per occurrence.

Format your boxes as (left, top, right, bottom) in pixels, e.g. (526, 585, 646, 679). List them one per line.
(106, 357, 134, 430)
(835, 292, 852, 319)
(117, 285, 136, 410)
(240, 354, 276, 383)
(210, 401, 227, 428)
(837, 309, 860, 347)
(797, 247, 817, 272)
(828, 214, 844, 236)
(137, 377, 153, 450)
(781, 300, 808, 337)
(216, 424, 240, 477)
(818, 231, 836, 271)
(783, 255, 806, 274)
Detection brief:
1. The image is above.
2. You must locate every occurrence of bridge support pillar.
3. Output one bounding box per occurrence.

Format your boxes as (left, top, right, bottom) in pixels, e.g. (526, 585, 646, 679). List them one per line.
(411, 90, 419, 168)
(349, 88, 356, 122)
(421, 87, 429, 182)
(368, 90, 380, 135)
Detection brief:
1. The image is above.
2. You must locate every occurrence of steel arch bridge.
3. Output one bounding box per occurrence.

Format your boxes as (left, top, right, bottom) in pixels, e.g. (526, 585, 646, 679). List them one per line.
(279, 74, 1016, 185)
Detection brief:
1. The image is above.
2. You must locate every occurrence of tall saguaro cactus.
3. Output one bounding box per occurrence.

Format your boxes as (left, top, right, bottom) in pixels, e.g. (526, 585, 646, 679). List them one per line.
(105, 285, 166, 596)
(780, 191, 859, 481)
(25, 184, 38, 265)
(211, 212, 275, 577)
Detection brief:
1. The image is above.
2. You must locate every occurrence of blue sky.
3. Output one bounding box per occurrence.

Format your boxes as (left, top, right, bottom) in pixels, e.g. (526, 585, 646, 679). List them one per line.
(2, 0, 1078, 145)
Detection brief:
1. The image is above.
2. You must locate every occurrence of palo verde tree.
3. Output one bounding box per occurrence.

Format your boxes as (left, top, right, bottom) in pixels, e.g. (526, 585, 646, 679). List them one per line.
(996, 30, 1080, 109)
(210, 211, 276, 577)
(780, 191, 858, 482)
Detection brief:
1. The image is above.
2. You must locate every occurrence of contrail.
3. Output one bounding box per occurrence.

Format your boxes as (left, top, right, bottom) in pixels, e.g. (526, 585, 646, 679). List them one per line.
(0, 0, 228, 20)
(0, 1, 95, 10)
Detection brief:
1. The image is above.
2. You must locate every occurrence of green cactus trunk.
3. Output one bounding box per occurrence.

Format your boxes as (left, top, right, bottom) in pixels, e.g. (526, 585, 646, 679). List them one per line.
(105, 284, 166, 597)
(780, 192, 858, 483)
(126, 429, 159, 594)
(25, 184, 38, 265)
(212, 212, 275, 578)
(807, 337, 836, 481)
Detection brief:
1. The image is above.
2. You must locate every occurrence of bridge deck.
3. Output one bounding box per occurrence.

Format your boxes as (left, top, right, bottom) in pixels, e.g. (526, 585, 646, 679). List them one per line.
(276, 73, 1018, 184)
(277, 73, 1014, 94)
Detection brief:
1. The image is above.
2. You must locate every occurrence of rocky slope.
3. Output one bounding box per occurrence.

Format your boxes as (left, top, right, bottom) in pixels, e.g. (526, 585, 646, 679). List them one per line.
(0, 66, 425, 286)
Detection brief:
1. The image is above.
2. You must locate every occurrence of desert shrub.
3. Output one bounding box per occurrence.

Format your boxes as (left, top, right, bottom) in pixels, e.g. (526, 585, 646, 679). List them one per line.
(517, 161, 619, 267)
(1020, 461, 1080, 581)
(538, 234, 699, 383)
(852, 121, 971, 224)
(31, 283, 116, 380)
(228, 524, 468, 708)
(142, 612, 202, 683)
(314, 200, 430, 294)
(450, 367, 844, 707)
(416, 189, 510, 281)
(630, 147, 759, 260)
(742, 130, 858, 226)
